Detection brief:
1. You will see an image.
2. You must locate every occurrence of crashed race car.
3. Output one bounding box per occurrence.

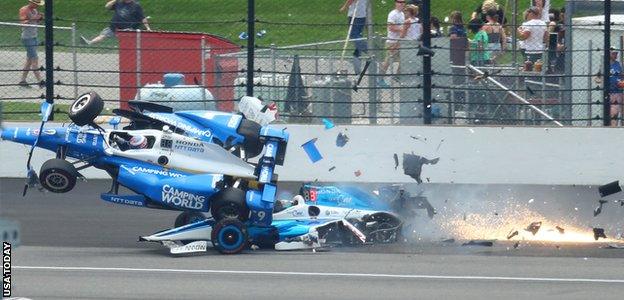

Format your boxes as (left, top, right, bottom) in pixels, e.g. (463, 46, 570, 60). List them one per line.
(0, 92, 290, 254)
(140, 183, 435, 254)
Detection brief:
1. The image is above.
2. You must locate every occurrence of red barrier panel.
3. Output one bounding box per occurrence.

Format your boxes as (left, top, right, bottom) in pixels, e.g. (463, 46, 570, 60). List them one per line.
(118, 30, 239, 111)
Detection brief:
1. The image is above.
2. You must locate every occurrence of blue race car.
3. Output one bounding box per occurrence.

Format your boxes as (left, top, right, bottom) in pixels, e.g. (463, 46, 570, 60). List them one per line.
(0, 92, 288, 254)
(140, 183, 435, 254)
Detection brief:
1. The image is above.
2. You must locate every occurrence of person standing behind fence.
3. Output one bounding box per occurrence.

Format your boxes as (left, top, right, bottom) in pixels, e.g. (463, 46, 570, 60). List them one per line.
(401, 5, 421, 42)
(609, 50, 624, 126)
(468, 18, 490, 66)
(378, 0, 405, 87)
(483, 9, 506, 63)
(18, 0, 45, 88)
(340, 0, 368, 74)
(448, 11, 467, 39)
(531, 0, 550, 24)
(517, 7, 546, 63)
(81, 0, 151, 45)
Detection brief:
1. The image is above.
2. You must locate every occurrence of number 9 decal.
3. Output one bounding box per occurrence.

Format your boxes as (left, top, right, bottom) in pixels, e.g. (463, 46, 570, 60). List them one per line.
(257, 211, 266, 221)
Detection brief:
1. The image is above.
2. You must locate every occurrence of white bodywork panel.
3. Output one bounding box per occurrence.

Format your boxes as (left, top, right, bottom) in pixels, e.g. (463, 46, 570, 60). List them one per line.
(104, 129, 256, 178)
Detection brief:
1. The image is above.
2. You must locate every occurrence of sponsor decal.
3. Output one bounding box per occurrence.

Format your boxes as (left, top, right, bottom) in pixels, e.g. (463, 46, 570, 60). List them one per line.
(145, 113, 212, 138)
(76, 132, 87, 144)
(92, 134, 98, 146)
(3, 242, 11, 297)
(173, 139, 205, 153)
(109, 197, 144, 206)
(162, 184, 205, 209)
(130, 166, 185, 178)
(290, 209, 304, 217)
(44, 129, 56, 135)
(259, 166, 270, 182)
(265, 143, 275, 157)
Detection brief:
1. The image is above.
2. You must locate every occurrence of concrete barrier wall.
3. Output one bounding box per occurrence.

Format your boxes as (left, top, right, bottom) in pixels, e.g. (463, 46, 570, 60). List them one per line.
(2, 122, 623, 185)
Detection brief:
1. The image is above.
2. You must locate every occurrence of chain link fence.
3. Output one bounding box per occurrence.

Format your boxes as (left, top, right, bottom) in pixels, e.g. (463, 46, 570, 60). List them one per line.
(0, 0, 622, 126)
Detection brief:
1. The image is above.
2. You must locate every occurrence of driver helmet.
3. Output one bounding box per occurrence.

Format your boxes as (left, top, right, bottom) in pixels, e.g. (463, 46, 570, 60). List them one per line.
(129, 135, 147, 149)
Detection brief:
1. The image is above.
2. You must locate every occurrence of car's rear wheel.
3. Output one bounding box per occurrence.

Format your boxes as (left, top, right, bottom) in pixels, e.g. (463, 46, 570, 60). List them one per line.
(210, 188, 249, 222)
(39, 159, 78, 193)
(211, 218, 248, 254)
(69, 91, 104, 126)
(174, 211, 206, 228)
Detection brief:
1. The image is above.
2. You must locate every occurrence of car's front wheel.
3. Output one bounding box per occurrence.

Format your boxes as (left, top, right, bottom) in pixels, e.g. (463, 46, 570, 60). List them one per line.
(68, 91, 104, 126)
(39, 159, 78, 193)
(211, 218, 248, 254)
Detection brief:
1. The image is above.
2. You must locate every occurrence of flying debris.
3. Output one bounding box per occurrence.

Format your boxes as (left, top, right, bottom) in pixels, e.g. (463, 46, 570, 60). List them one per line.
(525, 221, 542, 235)
(506, 230, 519, 240)
(555, 226, 565, 234)
(594, 200, 608, 217)
(354, 170, 362, 177)
(393, 153, 399, 170)
(322, 118, 335, 130)
(336, 132, 349, 147)
(513, 241, 520, 249)
(402, 153, 439, 184)
(301, 138, 323, 163)
(462, 240, 494, 247)
(598, 181, 621, 197)
(328, 166, 336, 172)
(593, 228, 607, 240)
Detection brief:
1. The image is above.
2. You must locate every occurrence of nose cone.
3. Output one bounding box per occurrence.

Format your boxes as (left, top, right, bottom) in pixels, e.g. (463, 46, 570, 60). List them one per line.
(0, 127, 36, 145)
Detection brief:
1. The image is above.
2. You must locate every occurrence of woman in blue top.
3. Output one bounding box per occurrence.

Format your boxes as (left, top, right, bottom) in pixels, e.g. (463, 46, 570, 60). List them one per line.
(448, 11, 467, 38)
(610, 50, 623, 126)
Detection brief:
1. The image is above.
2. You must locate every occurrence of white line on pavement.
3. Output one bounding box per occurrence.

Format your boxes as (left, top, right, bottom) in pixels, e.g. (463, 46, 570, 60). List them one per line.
(13, 265, 624, 284)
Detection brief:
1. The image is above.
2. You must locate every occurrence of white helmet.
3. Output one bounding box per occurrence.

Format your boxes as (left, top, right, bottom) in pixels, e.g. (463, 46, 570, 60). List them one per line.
(129, 135, 147, 149)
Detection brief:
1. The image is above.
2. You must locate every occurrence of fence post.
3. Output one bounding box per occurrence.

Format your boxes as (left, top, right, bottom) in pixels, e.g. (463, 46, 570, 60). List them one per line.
(270, 43, 277, 102)
(71, 23, 78, 99)
(588, 40, 593, 126)
(44, 0, 53, 105)
(422, 0, 432, 124)
(247, 0, 255, 97)
(136, 29, 141, 100)
(201, 36, 207, 109)
(603, 0, 612, 126)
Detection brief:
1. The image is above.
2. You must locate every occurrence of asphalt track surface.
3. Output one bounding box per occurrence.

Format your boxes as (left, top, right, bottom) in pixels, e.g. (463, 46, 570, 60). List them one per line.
(2, 178, 624, 299)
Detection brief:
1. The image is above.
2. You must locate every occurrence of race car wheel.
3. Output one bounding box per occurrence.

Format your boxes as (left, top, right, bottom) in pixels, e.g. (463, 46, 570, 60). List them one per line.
(210, 188, 249, 222)
(69, 91, 104, 126)
(237, 119, 263, 158)
(211, 218, 248, 254)
(174, 211, 207, 228)
(39, 159, 78, 193)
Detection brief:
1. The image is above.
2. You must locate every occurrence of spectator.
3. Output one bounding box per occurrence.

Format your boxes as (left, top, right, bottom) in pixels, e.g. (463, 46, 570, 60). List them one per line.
(531, 0, 551, 23)
(448, 11, 467, 39)
(469, 18, 490, 66)
(340, 0, 369, 73)
(609, 50, 623, 126)
(81, 0, 151, 45)
(430, 17, 442, 38)
(517, 7, 547, 63)
(379, 0, 406, 87)
(18, 0, 44, 88)
(483, 9, 506, 62)
(472, 0, 507, 25)
(401, 5, 422, 41)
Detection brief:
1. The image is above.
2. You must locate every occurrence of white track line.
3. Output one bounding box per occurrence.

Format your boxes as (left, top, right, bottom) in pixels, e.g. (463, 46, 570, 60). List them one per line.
(13, 266, 624, 284)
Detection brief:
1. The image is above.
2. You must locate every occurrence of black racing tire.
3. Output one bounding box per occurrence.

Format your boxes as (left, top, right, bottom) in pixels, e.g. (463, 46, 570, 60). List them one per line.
(237, 119, 263, 158)
(211, 218, 248, 254)
(39, 159, 78, 193)
(174, 211, 207, 228)
(210, 188, 249, 222)
(174, 211, 208, 245)
(68, 91, 104, 126)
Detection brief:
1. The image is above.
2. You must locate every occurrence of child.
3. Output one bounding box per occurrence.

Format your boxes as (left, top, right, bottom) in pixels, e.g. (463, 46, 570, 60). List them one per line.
(468, 18, 490, 65)
(449, 11, 467, 38)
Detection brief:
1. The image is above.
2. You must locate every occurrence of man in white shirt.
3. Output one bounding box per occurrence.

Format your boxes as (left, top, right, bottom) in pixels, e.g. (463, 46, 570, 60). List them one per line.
(379, 0, 405, 86)
(518, 6, 547, 63)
